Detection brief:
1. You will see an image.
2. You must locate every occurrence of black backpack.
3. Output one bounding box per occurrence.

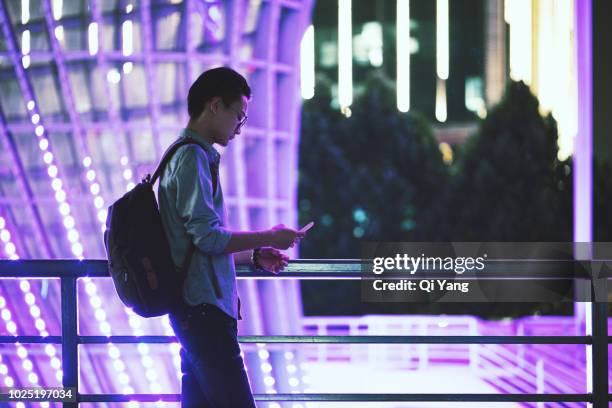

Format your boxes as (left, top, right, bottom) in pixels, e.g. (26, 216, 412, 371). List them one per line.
(104, 138, 219, 317)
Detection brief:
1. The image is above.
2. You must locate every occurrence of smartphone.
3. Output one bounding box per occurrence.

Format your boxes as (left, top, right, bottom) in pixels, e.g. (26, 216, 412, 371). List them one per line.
(299, 221, 315, 233)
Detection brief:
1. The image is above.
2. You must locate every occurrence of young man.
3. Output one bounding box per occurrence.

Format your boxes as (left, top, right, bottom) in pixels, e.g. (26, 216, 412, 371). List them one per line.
(159, 67, 304, 407)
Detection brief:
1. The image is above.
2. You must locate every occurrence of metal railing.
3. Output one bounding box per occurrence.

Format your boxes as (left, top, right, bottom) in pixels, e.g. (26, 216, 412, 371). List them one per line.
(0, 259, 609, 406)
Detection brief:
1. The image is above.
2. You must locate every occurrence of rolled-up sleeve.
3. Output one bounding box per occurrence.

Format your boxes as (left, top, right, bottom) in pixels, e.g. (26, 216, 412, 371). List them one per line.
(174, 146, 232, 254)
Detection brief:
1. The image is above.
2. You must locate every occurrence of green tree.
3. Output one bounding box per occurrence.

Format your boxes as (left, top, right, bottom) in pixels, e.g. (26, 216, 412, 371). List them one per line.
(298, 74, 448, 259)
(297, 80, 575, 317)
(445, 81, 573, 242)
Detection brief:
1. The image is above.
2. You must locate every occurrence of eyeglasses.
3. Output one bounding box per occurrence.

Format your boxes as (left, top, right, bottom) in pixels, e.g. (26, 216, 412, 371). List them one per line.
(236, 114, 248, 131)
(230, 107, 248, 131)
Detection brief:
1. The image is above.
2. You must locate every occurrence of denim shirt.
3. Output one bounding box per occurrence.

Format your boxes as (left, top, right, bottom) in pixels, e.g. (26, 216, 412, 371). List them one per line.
(158, 129, 239, 319)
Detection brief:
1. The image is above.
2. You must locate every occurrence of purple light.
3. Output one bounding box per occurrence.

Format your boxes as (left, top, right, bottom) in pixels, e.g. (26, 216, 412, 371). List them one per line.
(54, 189, 66, 202)
(29, 305, 40, 317)
(94, 196, 104, 208)
(0, 214, 65, 385)
(43, 151, 53, 164)
(0, 217, 19, 260)
(47, 165, 58, 178)
(67, 229, 79, 242)
(24, 293, 35, 305)
(573, 0, 592, 243)
(97, 209, 107, 223)
(38, 138, 48, 150)
(1, 0, 87, 261)
(63, 215, 75, 229)
(71, 242, 83, 256)
(59, 202, 70, 216)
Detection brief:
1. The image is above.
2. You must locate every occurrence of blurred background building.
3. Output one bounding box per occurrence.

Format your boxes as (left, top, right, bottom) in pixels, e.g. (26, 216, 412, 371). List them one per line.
(302, 0, 577, 158)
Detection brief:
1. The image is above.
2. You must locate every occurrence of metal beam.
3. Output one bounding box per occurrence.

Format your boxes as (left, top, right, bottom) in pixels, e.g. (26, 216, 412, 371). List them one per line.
(89, 0, 138, 187)
(0, 2, 56, 259)
(140, 0, 163, 157)
(41, 0, 106, 255)
(0, 112, 54, 258)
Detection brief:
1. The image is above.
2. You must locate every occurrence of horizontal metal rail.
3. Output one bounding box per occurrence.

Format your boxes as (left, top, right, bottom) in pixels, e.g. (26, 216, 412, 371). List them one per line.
(0, 259, 604, 279)
(0, 335, 600, 344)
(77, 392, 598, 403)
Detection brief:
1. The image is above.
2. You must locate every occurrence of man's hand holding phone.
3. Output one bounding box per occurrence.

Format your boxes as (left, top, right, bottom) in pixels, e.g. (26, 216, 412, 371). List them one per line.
(257, 222, 315, 273)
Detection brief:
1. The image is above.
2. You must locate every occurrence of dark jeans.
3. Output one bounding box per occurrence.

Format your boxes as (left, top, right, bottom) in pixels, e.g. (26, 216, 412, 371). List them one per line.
(169, 303, 256, 408)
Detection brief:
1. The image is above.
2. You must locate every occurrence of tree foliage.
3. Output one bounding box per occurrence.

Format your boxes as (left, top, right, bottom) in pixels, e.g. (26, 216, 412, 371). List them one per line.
(298, 79, 575, 317)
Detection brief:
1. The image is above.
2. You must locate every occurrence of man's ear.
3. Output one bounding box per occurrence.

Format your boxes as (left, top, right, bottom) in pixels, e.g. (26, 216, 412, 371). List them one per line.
(209, 97, 221, 114)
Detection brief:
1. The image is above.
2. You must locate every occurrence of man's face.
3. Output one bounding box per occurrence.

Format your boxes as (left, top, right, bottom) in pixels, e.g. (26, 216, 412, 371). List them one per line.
(212, 95, 249, 147)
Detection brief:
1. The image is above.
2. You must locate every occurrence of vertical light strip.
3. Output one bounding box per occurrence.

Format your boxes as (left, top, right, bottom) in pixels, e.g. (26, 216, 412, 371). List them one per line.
(122, 20, 133, 57)
(555, 0, 577, 160)
(21, 0, 29, 25)
(396, 0, 411, 112)
(435, 78, 447, 122)
(338, 0, 352, 108)
(574, 0, 592, 244)
(21, 30, 30, 55)
(536, 0, 555, 111)
(436, 0, 449, 80)
(21, 30, 30, 69)
(435, 0, 448, 122)
(52, 0, 63, 44)
(507, 0, 533, 84)
(52, 0, 62, 20)
(88, 22, 99, 56)
(538, 0, 577, 160)
(300, 25, 315, 100)
(573, 0, 592, 396)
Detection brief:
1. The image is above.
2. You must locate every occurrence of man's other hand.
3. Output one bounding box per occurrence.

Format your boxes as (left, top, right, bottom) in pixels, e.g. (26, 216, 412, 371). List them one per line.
(256, 247, 289, 274)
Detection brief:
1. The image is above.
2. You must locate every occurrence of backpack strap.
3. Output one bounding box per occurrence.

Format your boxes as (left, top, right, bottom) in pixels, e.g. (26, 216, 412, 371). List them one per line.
(150, 137, 222, 299)
(149, 137, 218, 196)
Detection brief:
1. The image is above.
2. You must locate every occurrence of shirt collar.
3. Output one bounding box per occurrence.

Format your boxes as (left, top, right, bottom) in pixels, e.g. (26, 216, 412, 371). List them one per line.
(180, 128, 220, 164)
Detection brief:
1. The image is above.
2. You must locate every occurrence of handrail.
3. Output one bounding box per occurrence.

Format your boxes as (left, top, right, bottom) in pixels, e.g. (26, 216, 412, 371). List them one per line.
(0, 259, 608, 407)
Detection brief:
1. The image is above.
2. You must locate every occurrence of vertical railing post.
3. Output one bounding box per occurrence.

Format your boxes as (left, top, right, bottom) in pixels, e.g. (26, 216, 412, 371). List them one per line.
(591, 278, 608, 407)
(61, 276, 78, 407)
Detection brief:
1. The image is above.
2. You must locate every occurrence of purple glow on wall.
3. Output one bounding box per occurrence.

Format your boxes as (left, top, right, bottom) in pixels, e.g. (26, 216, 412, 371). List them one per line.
(573, 0, 593, 396)
(0, 2, 87, 260)
(573, 0, 592, 245)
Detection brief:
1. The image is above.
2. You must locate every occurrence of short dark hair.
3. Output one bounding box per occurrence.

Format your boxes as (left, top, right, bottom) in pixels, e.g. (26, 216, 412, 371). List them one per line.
(187, 67, 251, 119)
